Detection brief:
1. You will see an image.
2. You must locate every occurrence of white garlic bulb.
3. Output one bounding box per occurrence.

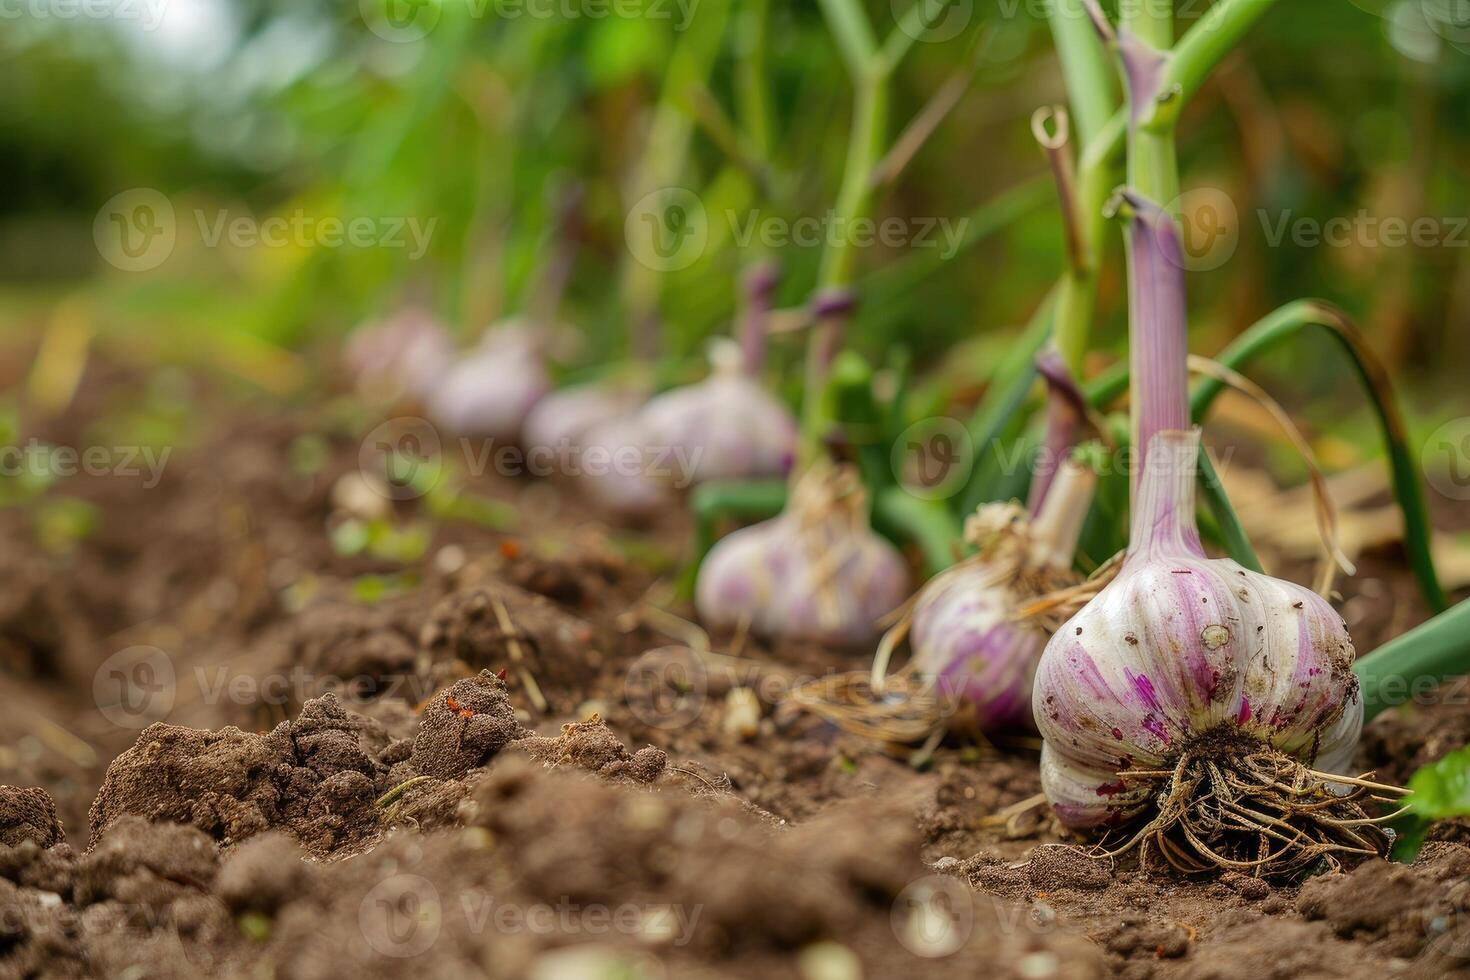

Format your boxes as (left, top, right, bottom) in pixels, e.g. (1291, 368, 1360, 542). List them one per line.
(1034, 430, 1363, 831)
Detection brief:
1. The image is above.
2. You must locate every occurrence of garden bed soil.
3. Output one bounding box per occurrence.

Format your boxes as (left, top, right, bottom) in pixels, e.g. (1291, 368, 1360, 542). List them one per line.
(1, 362, 1467, 978)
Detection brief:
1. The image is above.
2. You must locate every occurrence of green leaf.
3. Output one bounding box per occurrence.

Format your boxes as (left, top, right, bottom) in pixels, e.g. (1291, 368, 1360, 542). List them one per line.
(1391, 742, 1470, 861)
(1194, 300, 1445, 611)
(1355, 598, 1470, 723)
(1407, 745, 1470, 820)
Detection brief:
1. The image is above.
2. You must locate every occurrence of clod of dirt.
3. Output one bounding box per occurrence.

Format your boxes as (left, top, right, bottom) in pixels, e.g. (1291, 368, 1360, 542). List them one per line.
(88, 722, 283, 849)
(0, 550, 96, 685)
(418, 580, 601, 710)
(0, 786, 63, 848)
(89, 693, 406, 855)
(75, 815, 219, 903)
(1297, 843, 1470, 960)
(516, 715, 668, 782)
(406, 671, 527, 780)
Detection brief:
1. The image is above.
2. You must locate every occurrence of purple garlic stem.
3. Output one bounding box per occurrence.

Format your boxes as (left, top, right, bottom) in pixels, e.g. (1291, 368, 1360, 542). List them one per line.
(1028, 350, 1090, 515)
(740, 262, 781, 375)
(810, 287, 856, 373)
(1121, 191, 1191, 495)
(1127, 429, 1207, 566)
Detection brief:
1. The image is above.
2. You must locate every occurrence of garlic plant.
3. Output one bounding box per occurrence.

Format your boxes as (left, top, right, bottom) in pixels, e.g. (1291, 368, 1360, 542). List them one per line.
(1033, 193, 1386, 875)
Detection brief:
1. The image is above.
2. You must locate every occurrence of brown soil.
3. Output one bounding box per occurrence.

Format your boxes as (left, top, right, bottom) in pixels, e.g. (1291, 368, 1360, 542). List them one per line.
(1, 361, 1468, 978)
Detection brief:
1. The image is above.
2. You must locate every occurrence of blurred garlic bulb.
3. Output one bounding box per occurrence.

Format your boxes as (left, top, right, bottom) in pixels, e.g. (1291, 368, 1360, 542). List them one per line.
(576, 413, 671, 518)
(696, 462, 908, 645)
(640, 264, 795, 485)
(427, 320, 550, 440)
(345, 308, 453, 401)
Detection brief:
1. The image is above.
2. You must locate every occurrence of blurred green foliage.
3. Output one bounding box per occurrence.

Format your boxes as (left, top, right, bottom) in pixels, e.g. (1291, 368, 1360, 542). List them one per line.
(0, 0, 1467, 404)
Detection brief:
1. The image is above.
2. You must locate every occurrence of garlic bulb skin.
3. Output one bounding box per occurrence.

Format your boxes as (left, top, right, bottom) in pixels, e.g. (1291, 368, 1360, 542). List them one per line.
(427, 320, 550, 440)
(1033, 431, 1363, 830)
(640, 340, 796, 485)
(696, 465, 908, 645)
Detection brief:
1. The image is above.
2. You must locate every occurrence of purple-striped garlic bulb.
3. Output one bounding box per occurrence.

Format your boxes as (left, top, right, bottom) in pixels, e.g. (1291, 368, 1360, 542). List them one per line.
(1032, 191, 1368, 872)
(427, 320, 551, 440)
(1034, 430, 1362, 831)
(640, 265, 796, 485)
(910, 459, 1097, 732)
(696, 462, 909, 646)
(345, 308, 454, 401)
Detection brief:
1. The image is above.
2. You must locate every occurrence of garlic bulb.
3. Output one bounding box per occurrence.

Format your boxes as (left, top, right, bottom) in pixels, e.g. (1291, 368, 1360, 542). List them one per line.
(911, 460, 1097, 731)
(640, 342, 796, 484)
(345, 308, 454, 401)
(1032, 188, 1375, 874)
(576, 412, 671, 518)
(427, 320, 550, 440)
(1034, 430, 1362, 830)
(696, 462, 908, 645)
